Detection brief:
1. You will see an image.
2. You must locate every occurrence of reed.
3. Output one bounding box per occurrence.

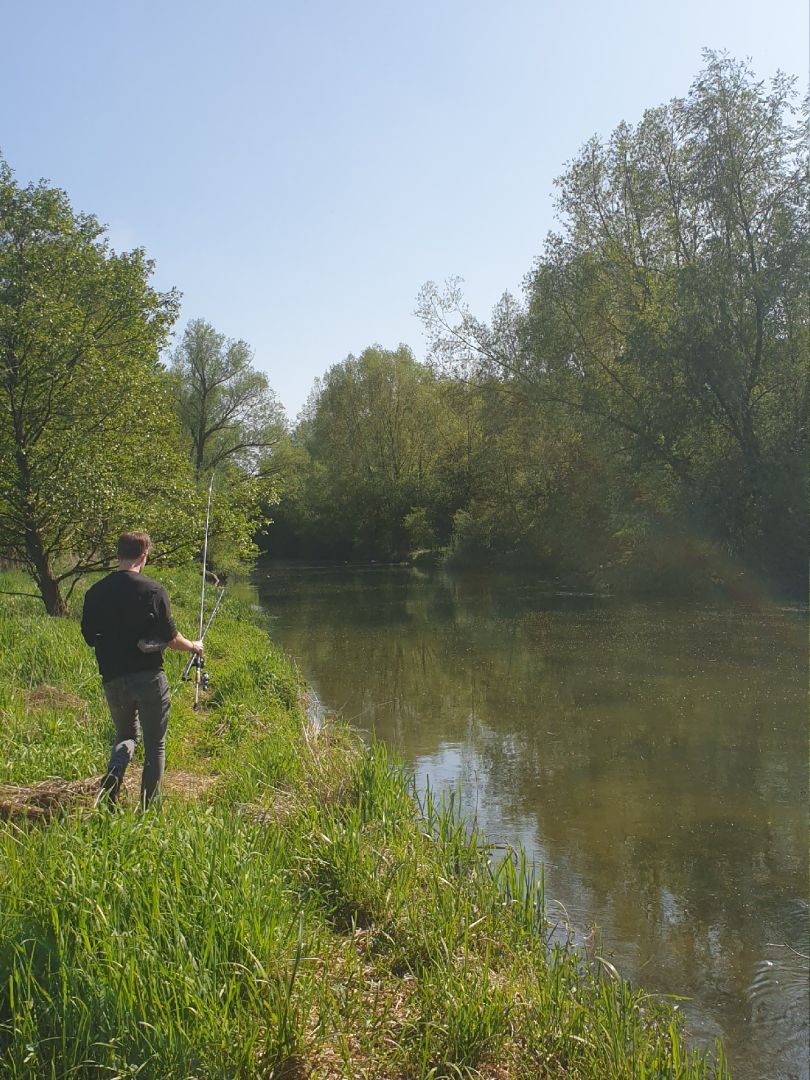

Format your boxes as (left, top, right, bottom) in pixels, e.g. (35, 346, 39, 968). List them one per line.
(0, 568, 730, 1078)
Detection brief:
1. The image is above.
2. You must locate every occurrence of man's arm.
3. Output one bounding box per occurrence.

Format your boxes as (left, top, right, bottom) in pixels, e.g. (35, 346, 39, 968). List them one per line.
(166, 633, 204, 655)
(154, 587, 202, 653)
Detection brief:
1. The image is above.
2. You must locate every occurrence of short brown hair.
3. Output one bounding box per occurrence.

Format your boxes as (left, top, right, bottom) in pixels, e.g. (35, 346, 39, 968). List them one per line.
(117, 531, 153, 560)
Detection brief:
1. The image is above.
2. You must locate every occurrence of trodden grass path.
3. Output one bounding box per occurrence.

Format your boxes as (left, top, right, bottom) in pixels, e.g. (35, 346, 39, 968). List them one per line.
(0, 568, 730, 1078)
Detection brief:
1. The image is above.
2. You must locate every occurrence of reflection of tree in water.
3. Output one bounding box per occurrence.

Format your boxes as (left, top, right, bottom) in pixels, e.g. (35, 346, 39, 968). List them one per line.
(257, 566, 808, 1078)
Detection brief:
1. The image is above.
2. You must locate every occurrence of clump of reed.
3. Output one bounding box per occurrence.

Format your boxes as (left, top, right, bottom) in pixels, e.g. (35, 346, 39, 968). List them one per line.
(0, 568, 729, 1078)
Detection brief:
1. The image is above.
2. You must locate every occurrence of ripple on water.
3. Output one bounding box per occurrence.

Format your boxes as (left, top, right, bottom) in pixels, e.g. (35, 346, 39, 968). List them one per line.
(747, 946, 809, 1079)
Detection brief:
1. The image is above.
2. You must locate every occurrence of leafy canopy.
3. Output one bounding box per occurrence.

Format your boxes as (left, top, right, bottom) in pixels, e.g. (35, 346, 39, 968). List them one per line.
(0, 158, 201, 613)
(168, 318, 288, 569)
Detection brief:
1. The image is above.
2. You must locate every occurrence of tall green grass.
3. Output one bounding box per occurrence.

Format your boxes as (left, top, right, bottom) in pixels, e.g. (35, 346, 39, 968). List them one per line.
(0, 568, 730, 1078)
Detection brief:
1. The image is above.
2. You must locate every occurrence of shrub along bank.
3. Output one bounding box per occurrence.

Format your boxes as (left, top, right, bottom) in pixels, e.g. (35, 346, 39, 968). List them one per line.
(0, 570, 729, 1078)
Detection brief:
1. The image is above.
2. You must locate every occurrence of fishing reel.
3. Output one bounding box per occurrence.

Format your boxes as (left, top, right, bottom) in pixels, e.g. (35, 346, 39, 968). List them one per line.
(197, 658, 210, 692)
(188, 653, 210, 708)
(191, 653, 209, 686)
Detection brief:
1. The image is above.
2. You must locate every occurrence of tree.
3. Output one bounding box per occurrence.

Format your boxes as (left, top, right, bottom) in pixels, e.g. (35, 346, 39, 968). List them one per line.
(534, 53, 808, 582)
(0, 159, 200, 614)
(418, 53, 809, 589)
(169, 318, 286, 476)
(168, 318, 288, 569)
(300, 346, 451, 557)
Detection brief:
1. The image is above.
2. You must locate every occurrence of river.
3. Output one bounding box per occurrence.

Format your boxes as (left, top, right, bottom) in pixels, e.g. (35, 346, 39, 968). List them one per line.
(254, 563, 809, 1080)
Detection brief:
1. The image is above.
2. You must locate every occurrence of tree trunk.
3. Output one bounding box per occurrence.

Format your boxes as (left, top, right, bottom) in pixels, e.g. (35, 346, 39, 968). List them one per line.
(13, 430, 69, 615)
(37, 571, 68, 617)
(25, 532, 67, 616)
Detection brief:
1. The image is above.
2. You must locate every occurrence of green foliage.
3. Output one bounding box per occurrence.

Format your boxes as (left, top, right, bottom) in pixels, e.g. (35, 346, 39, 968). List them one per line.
(0, 157, 200, 613)
(414, 52, 808, 593)
(404, 505, 439, 551)
(203, 462, 279, 571)
(272, 346, 464, 559)
(444, 507, 494, 565)
(169, 318, 286, 476)
(168, 318, 287, 571)
(538, 52, 808, 588)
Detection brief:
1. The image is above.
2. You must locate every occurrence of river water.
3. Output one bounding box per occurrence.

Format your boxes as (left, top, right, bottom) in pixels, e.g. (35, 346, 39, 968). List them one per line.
(255, 563, 809, 1080)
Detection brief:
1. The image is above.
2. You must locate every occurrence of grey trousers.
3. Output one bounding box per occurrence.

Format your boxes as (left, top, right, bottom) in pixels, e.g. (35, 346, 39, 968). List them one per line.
(103, 670, 171, 807)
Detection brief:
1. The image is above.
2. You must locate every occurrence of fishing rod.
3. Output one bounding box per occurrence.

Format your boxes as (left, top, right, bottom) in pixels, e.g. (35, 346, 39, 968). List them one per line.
(137, 476, 225, 704)
(199, 475, 214, 645)
(181, 585, 225, 683)
(182, 474, 226, 708)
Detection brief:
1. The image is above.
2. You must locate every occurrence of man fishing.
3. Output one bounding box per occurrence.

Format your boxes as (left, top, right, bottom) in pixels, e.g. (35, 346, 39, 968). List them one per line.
(81, 531, 203, 808)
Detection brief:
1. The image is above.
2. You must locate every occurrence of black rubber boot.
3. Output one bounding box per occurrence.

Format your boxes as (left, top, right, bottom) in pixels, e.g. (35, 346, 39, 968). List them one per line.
(95, 771, 121, 810)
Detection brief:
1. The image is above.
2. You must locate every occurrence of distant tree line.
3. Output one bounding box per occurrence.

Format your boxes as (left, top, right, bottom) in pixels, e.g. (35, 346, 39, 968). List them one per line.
(267, 54, 808, 596)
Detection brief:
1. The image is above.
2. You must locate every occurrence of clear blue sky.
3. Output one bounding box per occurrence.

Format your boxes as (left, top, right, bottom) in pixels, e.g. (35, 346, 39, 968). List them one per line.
(2, 1, 806, 418)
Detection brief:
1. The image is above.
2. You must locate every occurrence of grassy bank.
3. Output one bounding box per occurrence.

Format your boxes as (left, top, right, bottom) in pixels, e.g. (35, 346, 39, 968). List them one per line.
(0, 569, 729, 1078)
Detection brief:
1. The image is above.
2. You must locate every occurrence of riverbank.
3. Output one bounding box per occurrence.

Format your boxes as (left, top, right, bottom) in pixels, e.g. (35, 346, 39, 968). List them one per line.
(0, 569, 729, 1078)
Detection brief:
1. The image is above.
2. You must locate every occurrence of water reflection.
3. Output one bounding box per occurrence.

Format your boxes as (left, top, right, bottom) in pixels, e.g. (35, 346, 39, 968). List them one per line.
(256, 564, 809, 1080)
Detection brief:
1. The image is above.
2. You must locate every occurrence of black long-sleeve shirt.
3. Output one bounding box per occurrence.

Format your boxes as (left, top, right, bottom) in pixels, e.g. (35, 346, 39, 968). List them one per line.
(81, 571, 177, 681)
